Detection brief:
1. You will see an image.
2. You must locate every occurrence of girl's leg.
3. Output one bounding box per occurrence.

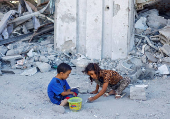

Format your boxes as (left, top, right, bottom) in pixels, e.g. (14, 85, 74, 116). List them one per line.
(115, 77, 131, 99)
(103, 90, 116, 97)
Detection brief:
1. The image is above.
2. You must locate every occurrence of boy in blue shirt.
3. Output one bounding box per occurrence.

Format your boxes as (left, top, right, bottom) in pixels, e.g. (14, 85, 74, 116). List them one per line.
(48, 63, 78, 107)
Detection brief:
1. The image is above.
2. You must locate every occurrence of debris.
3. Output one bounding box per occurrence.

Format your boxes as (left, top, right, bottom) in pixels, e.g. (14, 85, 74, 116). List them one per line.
(130, 86, 146, 100)
(20, 67, 37, 76)
(135, 17, 148, 30)
(159, 26, 170, 44)
(0, 45, 8, 55)
(1, 55, 22, 66)
(52, 105, 65, 114)
(1, 70, 15, 74)
(160, 44, 170, 56)
(145, 52, 157, 62)
(157, 64, 170, 75)
(135, 85, 148, 89)
(36, 62, 51, 73)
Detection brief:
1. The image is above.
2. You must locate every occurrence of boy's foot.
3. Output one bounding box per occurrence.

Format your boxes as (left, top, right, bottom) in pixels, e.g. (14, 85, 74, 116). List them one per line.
(115, 93, 126, 99)
(52, 105, 65, 114)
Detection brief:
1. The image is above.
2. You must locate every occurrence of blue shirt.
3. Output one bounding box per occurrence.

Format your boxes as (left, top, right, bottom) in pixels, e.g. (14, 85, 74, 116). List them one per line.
(47, 77, 70, 104)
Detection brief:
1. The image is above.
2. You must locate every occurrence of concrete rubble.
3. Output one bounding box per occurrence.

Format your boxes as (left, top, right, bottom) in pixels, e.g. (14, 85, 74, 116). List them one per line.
(0, 1, 170, 101)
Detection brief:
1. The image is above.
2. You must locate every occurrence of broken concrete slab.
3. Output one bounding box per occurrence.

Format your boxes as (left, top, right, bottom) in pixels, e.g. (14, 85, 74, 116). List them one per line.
(130, 86, 146, 100)
(147, 14, 168, 29)
(157, 64, 170, 75)
(145, 52, 157, 62)
(1, 55, 22, 66)
(36, 62, 51, 72)
(160, 44, 170, 56)
(20, 67, 37, 76)
(39, 55, 48, 63)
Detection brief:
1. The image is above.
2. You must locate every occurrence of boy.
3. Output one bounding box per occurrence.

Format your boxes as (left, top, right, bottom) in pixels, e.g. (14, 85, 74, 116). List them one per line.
(47, 63, 78, 108)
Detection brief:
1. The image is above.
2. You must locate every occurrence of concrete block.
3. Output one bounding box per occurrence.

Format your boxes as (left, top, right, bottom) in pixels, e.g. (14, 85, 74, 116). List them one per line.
(158, 64, 170, 75)
(130, 86, 146, 100)
(36, 62, 51, 72)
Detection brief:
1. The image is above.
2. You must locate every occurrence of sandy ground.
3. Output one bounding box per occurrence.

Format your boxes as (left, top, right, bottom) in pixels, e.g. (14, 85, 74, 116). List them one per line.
(0, 67, 170, 119)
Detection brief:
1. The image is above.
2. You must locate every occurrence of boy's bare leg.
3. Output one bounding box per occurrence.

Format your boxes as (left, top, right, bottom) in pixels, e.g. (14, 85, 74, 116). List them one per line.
(60, 99, 68, 106)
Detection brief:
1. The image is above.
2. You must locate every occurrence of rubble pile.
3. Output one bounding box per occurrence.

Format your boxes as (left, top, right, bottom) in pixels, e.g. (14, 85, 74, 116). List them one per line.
(0, 6, 170, 86)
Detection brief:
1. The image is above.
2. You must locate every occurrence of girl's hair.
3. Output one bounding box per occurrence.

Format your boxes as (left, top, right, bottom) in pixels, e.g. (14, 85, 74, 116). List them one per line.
(82, 63, 101, 83)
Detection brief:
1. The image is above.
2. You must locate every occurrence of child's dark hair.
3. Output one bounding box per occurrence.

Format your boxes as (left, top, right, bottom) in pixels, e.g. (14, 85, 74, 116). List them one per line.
(57, 63, 72, 73)
(83, 63, 101, 83)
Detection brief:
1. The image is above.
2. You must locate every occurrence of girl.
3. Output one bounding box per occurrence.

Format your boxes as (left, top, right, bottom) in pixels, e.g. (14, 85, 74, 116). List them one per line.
(83, 63, 131, 102)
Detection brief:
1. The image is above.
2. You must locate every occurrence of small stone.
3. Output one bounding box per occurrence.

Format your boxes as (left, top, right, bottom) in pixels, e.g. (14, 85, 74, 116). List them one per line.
(52, 105, 65, 114)
(36, 62, 51, 72)
(130, 86, 146, 100)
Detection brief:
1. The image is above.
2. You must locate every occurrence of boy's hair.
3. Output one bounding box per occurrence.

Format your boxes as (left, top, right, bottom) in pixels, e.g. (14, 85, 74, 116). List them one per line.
(57, 63, 72, 73)
(83, 63, 101, 83)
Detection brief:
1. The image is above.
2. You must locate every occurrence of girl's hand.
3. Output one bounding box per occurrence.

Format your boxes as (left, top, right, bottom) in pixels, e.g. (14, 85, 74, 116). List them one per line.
(88, 97, 95, 102)
(90, 90, 98, 94)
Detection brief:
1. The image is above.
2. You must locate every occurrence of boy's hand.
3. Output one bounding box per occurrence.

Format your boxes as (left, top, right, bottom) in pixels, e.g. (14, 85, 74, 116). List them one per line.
(88, 97, 95, 102)
(90, 90, 98, 94)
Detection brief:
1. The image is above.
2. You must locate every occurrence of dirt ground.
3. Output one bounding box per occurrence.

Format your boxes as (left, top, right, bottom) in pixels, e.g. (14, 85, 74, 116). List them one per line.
(0, 67, 170, 119)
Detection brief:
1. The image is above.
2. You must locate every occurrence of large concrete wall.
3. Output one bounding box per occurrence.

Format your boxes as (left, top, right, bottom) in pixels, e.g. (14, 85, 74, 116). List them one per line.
(54, 0, 135, 60)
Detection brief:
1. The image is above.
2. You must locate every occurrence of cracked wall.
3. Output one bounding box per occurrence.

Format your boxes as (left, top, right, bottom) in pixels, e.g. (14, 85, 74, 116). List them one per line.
(54, 0, 135, 60)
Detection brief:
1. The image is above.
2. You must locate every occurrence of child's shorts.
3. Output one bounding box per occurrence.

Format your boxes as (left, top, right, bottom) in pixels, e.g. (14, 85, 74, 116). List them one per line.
(52, 88, 79, 105)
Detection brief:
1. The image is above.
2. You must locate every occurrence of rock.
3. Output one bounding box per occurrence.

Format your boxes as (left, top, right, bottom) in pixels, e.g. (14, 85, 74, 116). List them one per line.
(160, 44, 170, 56)
(52, 105, 65, 114)
(130, 86, 146, 100)
(7, 44, 14, 50)
(145, 52, 157, 62)
(0, 45, 8, 55)
(20, 67, 37, 76)
(71, 58, 91, 68)
(39, 55, 48, 63)
(135, 17, 148, 30)
(36, 62, 51, 72)
(157, 64, 170, 75)
(27, 49, 35, 58)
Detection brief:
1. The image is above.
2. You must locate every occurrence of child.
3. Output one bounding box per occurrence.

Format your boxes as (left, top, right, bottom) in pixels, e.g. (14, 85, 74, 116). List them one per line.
(47, 63, 78, 107)
(83, 63, 131, 102)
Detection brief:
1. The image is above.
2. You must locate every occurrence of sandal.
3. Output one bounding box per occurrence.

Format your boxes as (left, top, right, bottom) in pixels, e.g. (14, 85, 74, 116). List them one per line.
(115, 93, 126, 99)
(104, 93, 110, 97)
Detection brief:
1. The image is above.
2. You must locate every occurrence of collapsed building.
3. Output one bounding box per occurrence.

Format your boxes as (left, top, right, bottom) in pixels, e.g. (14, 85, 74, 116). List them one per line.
(0, 0, 170, 84)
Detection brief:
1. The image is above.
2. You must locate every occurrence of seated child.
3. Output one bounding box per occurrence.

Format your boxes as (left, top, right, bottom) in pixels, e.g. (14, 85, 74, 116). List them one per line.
(83, 63, 131, 102)
(47, 63, 78, 106)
